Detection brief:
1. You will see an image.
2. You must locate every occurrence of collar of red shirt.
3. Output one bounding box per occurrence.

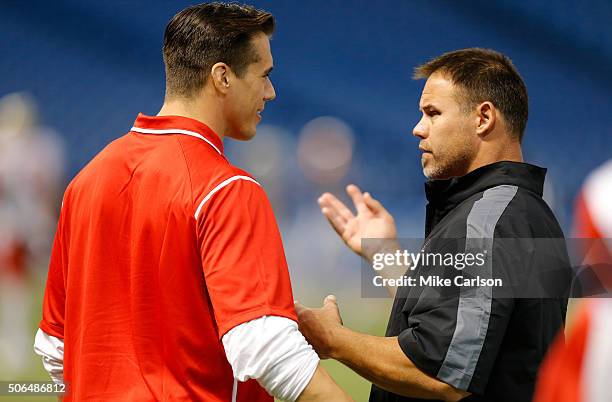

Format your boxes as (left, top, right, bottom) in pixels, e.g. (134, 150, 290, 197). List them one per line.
(131, 113, 224, 156)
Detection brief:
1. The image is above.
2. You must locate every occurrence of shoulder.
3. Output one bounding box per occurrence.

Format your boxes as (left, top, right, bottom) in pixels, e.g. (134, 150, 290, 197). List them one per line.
(63, 134, 131, 196)
(193, 164, 266, 221)
(457, 184, 563, 238)
(197, 164, 260, 199)
(494, 186, 564, 238)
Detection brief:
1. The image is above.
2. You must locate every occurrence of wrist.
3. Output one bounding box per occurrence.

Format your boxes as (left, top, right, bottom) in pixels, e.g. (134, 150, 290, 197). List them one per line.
(327, 324, 352, 360)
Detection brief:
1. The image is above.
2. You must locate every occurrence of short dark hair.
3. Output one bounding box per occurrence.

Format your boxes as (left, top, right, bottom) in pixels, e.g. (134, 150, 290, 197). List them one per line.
(163, 2, 274, 98)
(414, 48, 528, 140)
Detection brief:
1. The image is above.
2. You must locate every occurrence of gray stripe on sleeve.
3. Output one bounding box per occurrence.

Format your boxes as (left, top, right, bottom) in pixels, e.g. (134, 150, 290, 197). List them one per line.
(437, 184, 518, 390)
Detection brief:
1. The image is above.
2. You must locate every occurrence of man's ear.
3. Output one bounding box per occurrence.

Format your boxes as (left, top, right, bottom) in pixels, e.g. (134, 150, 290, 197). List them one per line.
(210, 62, 232, 94)
(475, 101, 496, 137)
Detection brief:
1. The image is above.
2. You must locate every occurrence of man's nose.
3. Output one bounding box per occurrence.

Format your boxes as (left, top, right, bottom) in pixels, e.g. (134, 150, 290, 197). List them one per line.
(264, 80, 276, 101)
(413, 117, 427, 138)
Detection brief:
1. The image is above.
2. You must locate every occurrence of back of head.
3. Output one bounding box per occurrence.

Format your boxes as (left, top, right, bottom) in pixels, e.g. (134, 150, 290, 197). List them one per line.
(414, 48, 528, 141)
(163, 2, 274, 98)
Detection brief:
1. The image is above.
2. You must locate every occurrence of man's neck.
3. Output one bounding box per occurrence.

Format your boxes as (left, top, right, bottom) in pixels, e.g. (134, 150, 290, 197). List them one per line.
(465, 140, 523, 175)
(157, 96, 226, 140)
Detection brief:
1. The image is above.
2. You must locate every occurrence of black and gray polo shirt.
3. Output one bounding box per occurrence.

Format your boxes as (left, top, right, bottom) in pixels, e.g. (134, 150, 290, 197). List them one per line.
(370, 161, 569, 402)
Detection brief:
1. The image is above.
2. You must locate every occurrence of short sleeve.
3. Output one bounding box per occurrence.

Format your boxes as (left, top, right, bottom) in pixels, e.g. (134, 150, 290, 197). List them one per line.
(397, 237, 515, 395)
(196, 177, 297, 337)
(39, 208, 67, 339)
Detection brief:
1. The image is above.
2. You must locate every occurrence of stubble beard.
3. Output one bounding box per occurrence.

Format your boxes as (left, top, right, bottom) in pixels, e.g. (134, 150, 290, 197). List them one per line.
(422, 144, 475, 180)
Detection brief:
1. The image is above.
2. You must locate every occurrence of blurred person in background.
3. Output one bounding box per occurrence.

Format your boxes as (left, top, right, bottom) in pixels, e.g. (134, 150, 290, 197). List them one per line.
(297, 48, 569, 402)
(33, 3, 350, 401)
(289, 116, 357, 287)
(226, 119, 358, 295)
(0, 92, 64, 375)
(534, 158, 612, 402)
(573, 159, 612, 269)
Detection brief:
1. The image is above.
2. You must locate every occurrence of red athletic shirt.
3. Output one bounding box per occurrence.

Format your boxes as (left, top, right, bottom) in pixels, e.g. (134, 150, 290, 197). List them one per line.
(39, 114, 297, 401)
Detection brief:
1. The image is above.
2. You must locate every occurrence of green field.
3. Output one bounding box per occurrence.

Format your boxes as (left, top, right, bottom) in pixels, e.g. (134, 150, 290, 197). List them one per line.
(0, 276, 580, 402)
(0, 275, 55, 402)
(0, 277, 392, 402)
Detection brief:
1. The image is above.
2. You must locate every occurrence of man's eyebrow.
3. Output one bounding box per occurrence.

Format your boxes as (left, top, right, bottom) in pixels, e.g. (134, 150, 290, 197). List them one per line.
(419, 103, 436, 111)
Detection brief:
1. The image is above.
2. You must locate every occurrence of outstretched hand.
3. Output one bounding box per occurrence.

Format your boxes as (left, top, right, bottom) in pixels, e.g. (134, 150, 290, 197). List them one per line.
(318, 184, 397, 261)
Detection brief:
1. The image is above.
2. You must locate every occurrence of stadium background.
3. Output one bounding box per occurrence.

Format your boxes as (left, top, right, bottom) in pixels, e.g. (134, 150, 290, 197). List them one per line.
(0, 0, 610, 400)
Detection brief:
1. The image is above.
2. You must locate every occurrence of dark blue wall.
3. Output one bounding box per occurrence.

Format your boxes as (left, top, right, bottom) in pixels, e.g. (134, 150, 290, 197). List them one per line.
(1, 0, 610, 230)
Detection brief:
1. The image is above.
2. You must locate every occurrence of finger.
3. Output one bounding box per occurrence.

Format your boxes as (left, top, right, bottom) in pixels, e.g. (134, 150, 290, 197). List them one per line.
(321, 207, 347, 237)
(346, 184, 369, 215)
(320, 203, 349, 227)
(363, 192, 385, 214)
(318, 193, 354, 222)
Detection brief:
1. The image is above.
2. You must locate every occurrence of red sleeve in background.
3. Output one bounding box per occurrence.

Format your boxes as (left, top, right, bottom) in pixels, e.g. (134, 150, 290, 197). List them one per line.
(574, 192, 603, 239)
(533, 304, 590, 402)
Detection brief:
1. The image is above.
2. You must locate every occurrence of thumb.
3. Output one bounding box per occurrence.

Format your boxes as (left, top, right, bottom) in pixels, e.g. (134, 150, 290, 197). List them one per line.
(294, 300, 307, 315)
(323, 295, 343, 325)
(323, 294, 338, 309)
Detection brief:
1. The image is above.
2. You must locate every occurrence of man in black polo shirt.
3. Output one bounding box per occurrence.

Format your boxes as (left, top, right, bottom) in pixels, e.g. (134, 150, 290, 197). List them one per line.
(295, 48, 569, 402)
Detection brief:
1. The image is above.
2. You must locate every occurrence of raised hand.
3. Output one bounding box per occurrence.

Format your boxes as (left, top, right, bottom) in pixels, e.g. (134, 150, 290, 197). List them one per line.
(318, 184, 397, 261)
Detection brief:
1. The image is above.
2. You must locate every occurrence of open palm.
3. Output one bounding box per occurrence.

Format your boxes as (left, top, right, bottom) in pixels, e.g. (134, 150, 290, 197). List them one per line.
(318, 184, 397, 260)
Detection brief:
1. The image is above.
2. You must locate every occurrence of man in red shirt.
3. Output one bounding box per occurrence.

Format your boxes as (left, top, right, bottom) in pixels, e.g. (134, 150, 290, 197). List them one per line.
(34, 3, 351, 401)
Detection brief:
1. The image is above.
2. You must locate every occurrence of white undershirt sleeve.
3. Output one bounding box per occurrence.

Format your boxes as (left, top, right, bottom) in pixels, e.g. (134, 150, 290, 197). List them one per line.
(222, 315, 320, 402)
(33, 328, 65, 385)
(34, 317, 319, 400)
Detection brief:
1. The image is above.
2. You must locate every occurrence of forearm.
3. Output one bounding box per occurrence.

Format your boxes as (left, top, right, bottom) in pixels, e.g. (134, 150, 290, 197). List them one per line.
(296, 364, 352, 402)
(329, 327, 465, 401)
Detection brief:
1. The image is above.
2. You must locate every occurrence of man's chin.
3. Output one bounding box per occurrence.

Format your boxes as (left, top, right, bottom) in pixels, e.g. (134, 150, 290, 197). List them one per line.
(423, 170, 438, 180)
(422, 155, 439, 179)
(227, 129, 256, 141)
(423, 165, 451, 180)
(422, 161, 436, 179)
